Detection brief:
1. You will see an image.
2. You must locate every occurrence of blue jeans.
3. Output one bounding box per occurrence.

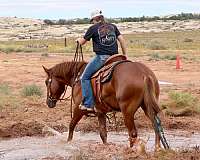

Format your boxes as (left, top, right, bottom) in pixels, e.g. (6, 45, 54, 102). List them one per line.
(80, 54, 110, 108)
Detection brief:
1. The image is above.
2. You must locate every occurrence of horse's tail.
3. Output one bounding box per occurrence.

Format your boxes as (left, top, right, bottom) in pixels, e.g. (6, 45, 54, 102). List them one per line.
(143, 76, 161, 121)
(143, 76, 170, 149)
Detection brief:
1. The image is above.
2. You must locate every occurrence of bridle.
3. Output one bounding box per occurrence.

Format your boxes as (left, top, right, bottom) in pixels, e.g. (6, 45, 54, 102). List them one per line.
(46, 42, 84, 118)
(46, 76, 70, 103)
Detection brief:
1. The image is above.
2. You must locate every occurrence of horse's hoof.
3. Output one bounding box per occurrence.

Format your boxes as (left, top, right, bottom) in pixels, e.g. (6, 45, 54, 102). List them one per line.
(129, 137, 137, 147)
(155, 147, 162, 152)
(136, 143, 146, 154)
(103, 142, 109, 145)
(67, 138, 72, 143)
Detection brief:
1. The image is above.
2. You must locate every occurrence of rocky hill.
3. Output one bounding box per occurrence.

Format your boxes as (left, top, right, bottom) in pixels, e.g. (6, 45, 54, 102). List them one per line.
(0, 17, 200, 41)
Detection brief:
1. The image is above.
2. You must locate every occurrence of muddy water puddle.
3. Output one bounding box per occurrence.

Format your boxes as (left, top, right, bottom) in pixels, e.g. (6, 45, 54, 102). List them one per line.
(0, 130, 199, 160)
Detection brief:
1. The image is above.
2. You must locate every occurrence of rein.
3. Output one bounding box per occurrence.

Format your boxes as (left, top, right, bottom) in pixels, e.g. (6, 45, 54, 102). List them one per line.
(70, 42, 84, 118)
(52, 43, 84, 104)
(58, 85, 71, 101)
(74, 42, 84, 62)
(47, 43, 84, 118)
(71, 42, 84, 81)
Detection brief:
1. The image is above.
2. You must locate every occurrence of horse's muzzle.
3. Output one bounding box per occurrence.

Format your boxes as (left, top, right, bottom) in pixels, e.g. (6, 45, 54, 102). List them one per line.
(46, 98, 57, 108)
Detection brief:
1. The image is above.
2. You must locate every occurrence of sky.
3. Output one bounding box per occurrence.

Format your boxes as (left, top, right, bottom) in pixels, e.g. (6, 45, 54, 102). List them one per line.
(0, 0, 199, 19)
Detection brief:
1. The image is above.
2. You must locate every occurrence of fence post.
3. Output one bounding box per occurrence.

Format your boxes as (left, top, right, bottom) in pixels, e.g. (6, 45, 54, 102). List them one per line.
(64, 37, 67, 47)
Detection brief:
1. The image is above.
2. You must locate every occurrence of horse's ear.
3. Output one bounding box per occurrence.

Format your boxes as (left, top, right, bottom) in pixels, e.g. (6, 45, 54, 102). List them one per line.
(42, 65, 50, 76)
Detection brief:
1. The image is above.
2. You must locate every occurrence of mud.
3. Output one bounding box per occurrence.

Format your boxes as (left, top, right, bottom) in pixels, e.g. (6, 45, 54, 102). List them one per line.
(0, 130, 200, 160)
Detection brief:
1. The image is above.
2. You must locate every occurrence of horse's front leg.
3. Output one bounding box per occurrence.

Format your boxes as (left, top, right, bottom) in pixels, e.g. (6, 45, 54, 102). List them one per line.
(67, 105, 84, 142)
(97, 112, 107, 144)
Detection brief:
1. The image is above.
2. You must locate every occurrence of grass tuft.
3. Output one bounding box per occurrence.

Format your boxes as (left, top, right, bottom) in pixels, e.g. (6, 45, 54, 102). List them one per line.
(164, 91, 200, 116)
(149, 53, 177, 61)
(21, 84, 43, 97)
(168, 91, 198, 108)
(146, 40, 167, 50)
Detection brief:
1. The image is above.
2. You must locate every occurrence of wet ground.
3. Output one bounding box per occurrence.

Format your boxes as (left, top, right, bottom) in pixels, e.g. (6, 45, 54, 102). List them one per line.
(0, 130, 199, 160)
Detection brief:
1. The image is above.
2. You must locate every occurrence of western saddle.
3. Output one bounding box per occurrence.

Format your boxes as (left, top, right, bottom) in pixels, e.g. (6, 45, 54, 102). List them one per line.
(91, 54, 130, 103)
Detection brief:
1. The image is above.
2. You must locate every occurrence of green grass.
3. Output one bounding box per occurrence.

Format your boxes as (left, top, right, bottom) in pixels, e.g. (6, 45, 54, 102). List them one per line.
(149, 53, 177, 61)
(164, 91, 200, 116)
(168, 91, 198, 108)
(0, 44, 44, 53)
(125, 30, 200, 51)
(0, 30, 200, 56)
(21, 84, 43, 97)
(148, 52, 200, 61)
(146, 40, 167, 50)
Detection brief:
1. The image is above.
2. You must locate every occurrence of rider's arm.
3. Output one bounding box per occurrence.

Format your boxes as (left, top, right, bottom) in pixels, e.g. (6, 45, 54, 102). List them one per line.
(117, 35, 127, 56)
(76, 38, 87, 45)
(76, 25, 94, 45)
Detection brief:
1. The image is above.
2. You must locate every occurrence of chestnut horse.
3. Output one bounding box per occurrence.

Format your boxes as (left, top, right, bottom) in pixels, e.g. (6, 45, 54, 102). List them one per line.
(43, 59, 169, 150)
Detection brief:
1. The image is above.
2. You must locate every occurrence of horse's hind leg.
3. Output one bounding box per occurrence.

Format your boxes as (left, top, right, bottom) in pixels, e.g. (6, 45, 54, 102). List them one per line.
(97, 112, 107, 144)
(120, 104, 138, 147)
(141, 105, 161, 151)
(67, 105, 84, 142)
(123, 112, 137, 147)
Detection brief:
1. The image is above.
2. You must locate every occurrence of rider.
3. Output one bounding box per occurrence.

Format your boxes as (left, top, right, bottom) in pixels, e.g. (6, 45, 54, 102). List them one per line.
(76, 9, 127, 111)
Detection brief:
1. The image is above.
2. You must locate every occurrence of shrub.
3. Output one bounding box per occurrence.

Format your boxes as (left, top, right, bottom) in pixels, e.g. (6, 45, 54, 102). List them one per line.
(0, 45, 24, 53)
(164, 91, 200, 116)
(41, 53, 49, 57)
(147, 41, 167, 50)
(21, 84, 43, 97)
(183, 38, 193, 42)
(163, 54, 176, 60)
(43, 19, 55, 25)
(149, 53, 177, 61)
(149, 53, 162, 61)
(168, 91, 198, 108)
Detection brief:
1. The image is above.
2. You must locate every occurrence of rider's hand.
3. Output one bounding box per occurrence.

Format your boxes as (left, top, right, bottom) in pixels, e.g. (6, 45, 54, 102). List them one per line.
(75, 38, 82, 44)
(75, 38, 87, 45)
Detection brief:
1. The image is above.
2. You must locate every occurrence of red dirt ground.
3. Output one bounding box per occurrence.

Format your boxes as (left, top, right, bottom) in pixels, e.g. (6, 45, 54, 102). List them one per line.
(0, 52, 200, 160)
(0, 52, 200, 138)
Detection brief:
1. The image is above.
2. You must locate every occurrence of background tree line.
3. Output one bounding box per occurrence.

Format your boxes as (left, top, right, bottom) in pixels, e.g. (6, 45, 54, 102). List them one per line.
(44, 13, 200, 25)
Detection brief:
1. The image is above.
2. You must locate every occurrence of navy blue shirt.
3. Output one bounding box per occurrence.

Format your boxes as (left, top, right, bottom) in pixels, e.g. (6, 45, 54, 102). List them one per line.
(84, 23, 121, 55)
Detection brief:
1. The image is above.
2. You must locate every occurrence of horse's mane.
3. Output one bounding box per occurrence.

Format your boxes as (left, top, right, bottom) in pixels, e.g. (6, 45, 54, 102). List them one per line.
(50, 61, 86, 80)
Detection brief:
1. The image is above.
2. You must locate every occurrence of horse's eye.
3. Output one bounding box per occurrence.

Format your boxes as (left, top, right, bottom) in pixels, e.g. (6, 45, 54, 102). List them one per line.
(45, 78, 52, 86)
(45, 80, 48, 85)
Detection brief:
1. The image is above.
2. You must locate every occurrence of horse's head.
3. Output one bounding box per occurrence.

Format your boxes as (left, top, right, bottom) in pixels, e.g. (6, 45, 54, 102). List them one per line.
(43, 66, 66, 108)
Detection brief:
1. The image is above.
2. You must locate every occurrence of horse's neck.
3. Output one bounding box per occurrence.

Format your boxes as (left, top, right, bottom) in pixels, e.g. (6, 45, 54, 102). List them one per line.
(69, 61, 86, 85)
(52, 61, 86, 86)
